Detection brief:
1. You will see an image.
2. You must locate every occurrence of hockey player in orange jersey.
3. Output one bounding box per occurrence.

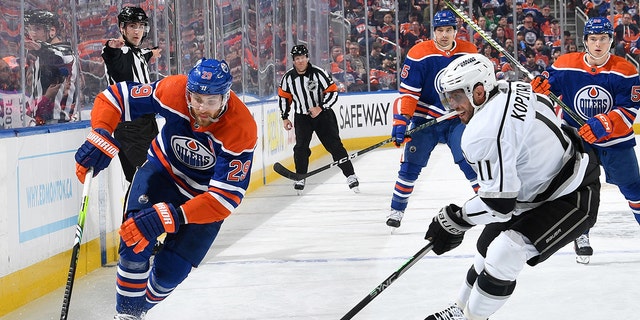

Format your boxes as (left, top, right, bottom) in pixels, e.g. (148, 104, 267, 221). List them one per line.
(73, 58, 257, 319)
(532, 17, 640, 264)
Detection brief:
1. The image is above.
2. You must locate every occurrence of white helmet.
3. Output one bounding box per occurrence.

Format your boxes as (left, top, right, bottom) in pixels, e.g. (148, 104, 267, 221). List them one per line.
(437, 53, 497, 111)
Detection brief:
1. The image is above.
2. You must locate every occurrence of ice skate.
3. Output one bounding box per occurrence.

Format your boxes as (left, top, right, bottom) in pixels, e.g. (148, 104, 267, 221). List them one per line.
(294, 179, 305, 195)
(574, 234, 593, 264)
(386, 209, 404, 231)
(425, 304, 466, 320)
(347, 174, 360, 193)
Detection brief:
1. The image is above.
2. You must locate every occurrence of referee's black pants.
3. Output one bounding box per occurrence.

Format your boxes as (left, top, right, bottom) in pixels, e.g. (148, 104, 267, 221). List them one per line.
(293, 109, 355, 177)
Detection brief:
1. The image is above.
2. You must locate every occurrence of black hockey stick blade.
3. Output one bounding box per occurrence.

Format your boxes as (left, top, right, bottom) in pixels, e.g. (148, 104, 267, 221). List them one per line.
(340, 242, 434, 320)
(273, 111, 459, 181)
(60, 167, 94, 320)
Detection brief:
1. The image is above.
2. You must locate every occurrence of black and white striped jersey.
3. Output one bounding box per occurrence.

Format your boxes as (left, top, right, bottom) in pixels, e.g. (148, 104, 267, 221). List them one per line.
(277, 63, 339, 119)
(102, 41, 153, 85)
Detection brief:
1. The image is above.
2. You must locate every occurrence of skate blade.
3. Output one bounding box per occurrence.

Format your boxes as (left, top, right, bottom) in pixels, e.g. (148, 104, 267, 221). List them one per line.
(296, 190, 303, 196)
(576, 255, 590, 264)
(351, 187, 360, 194)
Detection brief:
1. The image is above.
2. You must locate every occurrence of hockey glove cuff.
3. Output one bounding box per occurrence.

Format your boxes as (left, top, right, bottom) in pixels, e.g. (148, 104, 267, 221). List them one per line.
(75, 128, 120, 183)
(578, 113, 612, 144)
(392, 114, 412, 147)
(530, 75, 550, 96)
(119, 203, 182, 253)
(425, 204, 473, 255)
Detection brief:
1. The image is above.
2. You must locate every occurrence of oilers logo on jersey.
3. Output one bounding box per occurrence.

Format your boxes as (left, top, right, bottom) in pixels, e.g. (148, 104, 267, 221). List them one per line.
(573, 85, 612, 119)
(171, 136, 216, 169)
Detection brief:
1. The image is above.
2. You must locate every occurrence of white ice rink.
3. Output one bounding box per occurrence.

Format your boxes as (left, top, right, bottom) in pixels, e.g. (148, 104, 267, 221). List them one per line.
(3, 143, 640, 320)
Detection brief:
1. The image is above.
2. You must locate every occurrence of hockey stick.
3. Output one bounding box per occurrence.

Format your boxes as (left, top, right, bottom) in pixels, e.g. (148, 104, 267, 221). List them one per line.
(340, 242, 434, 320)
(273, 111, 459, 181)
(442, 0, 585, 126)
(60, 167, 94, 320)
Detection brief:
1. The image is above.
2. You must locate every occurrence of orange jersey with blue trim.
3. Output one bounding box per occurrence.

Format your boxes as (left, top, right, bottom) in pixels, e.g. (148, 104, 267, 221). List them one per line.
(91, 75, 258, 223)
(395, 39, 477, 119)
(546, 52, 640, 148)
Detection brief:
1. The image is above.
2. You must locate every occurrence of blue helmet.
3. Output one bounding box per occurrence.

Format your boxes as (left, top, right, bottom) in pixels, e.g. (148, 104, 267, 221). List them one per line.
(433, 10, 457, 29)
(187, 58, 233, 95)
(583, 17, 613, 40)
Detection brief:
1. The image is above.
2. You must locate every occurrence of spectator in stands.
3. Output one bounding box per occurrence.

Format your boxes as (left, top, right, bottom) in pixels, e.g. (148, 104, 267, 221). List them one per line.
(0, 56, 19, 92)
(522, 0, 541, 17)
(514, 1, 527, 25)
(492, 25, 508, 47)
(523, 47, 544, 76)
(481, 44, 501, 71)
(537, 4, 555, 34)
(401, 21, 428, 50)
(455, 16, 470, 41)
(545, 19, 562, 46)
(344, 44, 367, 87)
(331, 45, 344, 63)
(482, 4, 499, 31)
(519, 13, 542, 48)
(612, 0, 627, 28)
(369, 42, 385, 70)
(615, 12, 640, 56)
(533, 38, 552, 62)
(497, 15, 515, 39)
(627, 0, 639, 21)
(378, 13, 398, 53)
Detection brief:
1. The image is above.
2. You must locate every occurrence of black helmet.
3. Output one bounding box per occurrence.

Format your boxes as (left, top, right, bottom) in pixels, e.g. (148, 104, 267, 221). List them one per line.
(24, 9, 59, 29)
(290, 45, 309, 57)
(118, 6, 149, 25)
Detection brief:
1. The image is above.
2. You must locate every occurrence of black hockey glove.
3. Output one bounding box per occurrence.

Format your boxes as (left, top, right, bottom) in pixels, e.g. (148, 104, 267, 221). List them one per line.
(425, 204, 473, 255)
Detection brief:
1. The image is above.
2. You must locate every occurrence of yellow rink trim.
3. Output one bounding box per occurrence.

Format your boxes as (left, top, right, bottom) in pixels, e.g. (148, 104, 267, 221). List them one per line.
(0, 135, 388, 317)
(635, 123, 640, 134)
(0, 232, 120, 316)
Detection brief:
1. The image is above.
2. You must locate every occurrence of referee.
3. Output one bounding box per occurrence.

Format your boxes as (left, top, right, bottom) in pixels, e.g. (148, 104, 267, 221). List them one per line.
(278, 44, 359, 194)
(102, 6, 161, 183)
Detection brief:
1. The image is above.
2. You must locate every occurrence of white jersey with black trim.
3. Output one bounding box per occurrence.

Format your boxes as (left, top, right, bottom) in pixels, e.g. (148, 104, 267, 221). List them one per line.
(460, 81, 591, 225)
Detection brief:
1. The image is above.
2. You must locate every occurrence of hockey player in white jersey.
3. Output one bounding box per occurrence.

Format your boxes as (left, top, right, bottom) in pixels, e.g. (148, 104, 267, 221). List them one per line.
(423, 54, 601, 320)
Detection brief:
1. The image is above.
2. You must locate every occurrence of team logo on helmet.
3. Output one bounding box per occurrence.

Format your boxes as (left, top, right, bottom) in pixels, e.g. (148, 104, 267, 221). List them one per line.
(171, 136, 216, 170)
(573, 85, 612, 119)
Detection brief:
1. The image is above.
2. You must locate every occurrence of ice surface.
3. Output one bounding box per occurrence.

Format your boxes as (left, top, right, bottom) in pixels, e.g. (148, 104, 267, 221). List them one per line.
(3, 144, 639, 320)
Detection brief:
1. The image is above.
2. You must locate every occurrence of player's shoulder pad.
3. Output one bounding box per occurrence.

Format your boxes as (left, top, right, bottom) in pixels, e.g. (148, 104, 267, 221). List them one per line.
(552, 52, 584, 68)
(218, 91, 258, 153)
(406, 40, 436, 61)
(154, 75, 189, 112)
(454, 40, 478, 53)
(608, 55, 640, 77)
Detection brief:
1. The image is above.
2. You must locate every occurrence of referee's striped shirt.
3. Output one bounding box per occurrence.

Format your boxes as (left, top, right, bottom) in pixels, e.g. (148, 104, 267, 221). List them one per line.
(102, 43, 153, 85)
(278, 63, 339, 119)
